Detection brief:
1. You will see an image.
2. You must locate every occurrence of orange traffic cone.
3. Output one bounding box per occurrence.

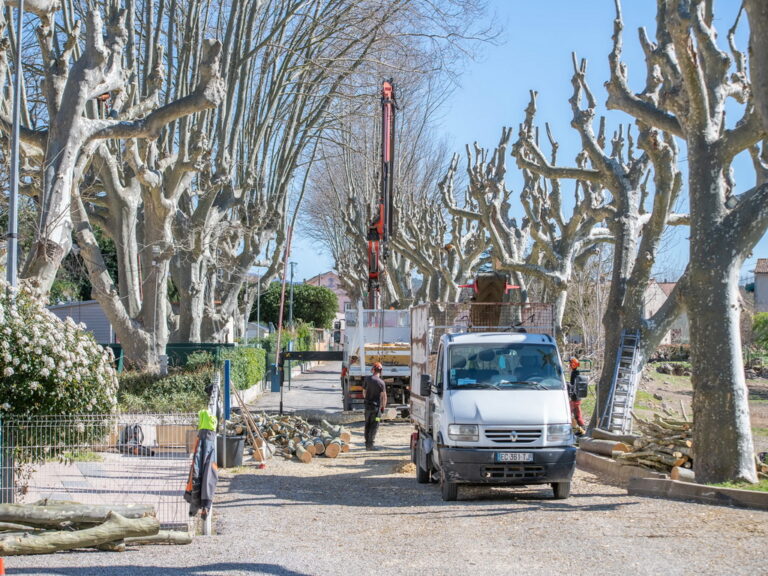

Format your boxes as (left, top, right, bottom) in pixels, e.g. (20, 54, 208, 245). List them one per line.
(0, 557, 5, 575)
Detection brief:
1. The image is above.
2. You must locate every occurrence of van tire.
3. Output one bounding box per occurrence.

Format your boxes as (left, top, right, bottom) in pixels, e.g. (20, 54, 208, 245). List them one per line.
(440, 474, 458, 501)
(552, 481, 571, 499)
(416, 459, 430, 484)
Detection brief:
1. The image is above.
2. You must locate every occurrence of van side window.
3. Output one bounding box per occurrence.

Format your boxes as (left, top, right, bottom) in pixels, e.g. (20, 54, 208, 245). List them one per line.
(435, 345, 444, 392)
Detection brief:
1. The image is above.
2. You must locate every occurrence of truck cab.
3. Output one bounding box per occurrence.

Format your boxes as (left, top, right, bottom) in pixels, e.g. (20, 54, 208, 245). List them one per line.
(409, 303, 578, 501)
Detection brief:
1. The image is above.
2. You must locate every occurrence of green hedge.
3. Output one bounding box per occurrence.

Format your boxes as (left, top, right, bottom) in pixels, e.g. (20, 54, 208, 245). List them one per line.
(117, 346, 266, 411)
(118, 368, 213, 412)
(220, 346, 266, 390)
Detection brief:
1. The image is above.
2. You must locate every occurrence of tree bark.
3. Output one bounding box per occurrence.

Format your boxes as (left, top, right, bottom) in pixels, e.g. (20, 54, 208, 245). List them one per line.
(0, 512, 159, 556)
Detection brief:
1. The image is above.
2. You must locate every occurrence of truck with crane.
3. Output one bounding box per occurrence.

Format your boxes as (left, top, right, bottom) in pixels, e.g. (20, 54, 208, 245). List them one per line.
(340, 79, 412, 414)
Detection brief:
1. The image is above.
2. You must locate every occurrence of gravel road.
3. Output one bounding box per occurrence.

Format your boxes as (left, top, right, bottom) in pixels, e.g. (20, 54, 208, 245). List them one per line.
(7, 365, 768, 575)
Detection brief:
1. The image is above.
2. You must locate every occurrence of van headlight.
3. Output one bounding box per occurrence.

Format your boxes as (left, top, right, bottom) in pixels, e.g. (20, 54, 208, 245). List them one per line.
(546, 424, 573, 444)
(448, 424, 479, 442)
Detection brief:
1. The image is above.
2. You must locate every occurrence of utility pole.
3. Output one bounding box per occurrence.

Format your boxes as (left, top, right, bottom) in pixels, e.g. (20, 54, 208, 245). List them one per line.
(5, 0, 23, 289)
(288, 262, 296, 390)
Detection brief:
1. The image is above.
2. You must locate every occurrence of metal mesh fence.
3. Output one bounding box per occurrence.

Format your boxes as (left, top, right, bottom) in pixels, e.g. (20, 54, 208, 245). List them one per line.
(0, 412, 196, 531)
(423, 302, 555, 336)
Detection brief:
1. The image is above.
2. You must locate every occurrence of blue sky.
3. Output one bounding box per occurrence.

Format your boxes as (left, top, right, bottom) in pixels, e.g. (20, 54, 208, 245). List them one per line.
(293, 0, 760, 284)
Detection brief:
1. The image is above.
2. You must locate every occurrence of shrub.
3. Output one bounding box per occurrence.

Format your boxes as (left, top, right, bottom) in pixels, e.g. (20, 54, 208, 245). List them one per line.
(118, 367, 213, 412)
(220, 346, 266, 390)
(0, 281, 118, 416)
(753, 313, 768, 350)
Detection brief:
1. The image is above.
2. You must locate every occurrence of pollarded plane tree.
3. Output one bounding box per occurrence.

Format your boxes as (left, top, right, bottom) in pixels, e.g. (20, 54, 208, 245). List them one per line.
(0, 0, 222, 307)
(515, 52, 688, 424)
(605, 0, 768, 483)
(71, 0, 227, 367)
(440, 129, 532, 305)
(395, 174, 489, 304)
(173, 0, 422, 342)
(300, 0, 496, 308)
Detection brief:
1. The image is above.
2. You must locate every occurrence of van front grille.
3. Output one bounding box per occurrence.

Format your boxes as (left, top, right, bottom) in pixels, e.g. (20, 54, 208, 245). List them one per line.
(481, 465, 545, 479)
(484, 428, 542, 443)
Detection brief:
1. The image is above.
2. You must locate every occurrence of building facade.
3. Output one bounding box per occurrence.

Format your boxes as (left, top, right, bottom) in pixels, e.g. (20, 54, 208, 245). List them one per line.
(305, 271, 350, 317)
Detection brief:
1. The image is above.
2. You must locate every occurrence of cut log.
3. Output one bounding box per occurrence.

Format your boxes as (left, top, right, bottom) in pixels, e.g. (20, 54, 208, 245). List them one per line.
(0, 512, 159, 556)
(578, 438, 631, 457)
(125, 530, 193, 546)
(324, 439, 342, 459)
(591, 428, 641, 445)
(0, 503, 155, 530)
(294, 443, 313, 464)
(671, 466, 696, 482)
(321, 420, 351, 443)
(301, 439, 316, 457)
(0, 522, 40, 532)
(313, 438, 325, 455)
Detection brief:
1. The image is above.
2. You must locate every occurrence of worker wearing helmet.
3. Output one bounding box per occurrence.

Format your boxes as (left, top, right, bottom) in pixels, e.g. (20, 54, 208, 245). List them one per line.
(568, 357, 586, 436)
(363, 362, 387, 450)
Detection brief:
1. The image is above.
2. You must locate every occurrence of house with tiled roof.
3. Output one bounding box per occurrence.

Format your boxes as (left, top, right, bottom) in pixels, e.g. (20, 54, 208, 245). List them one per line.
(305, 271, 350, 320)
(644, 279, 689, 344)
(755, 258, 768, 313)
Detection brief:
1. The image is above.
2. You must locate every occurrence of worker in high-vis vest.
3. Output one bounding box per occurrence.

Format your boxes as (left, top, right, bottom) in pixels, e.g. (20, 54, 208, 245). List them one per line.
(184, 409, 219, 518)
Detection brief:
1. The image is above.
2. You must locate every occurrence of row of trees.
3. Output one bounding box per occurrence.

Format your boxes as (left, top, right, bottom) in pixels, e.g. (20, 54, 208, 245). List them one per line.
(305, 0, 768, 485)
(0, 0, 492, 365)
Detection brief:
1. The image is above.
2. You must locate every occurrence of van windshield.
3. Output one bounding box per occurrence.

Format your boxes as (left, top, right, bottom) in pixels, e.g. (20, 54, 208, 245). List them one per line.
(448, 344, 563, 390)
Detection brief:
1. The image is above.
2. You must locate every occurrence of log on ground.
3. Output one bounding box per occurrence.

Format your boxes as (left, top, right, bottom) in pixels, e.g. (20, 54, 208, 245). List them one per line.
(0, 512, 159, 556)
(578, 438, 632, 457)
(0, 503, 156, 529)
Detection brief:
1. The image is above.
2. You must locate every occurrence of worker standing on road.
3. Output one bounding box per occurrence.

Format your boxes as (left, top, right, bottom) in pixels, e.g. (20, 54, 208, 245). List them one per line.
(363, 361, 387, 450)
(568, 357, 586, 436)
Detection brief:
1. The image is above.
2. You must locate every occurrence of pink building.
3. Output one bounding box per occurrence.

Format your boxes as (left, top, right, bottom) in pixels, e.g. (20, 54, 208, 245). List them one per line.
(305, 271, 350, 316)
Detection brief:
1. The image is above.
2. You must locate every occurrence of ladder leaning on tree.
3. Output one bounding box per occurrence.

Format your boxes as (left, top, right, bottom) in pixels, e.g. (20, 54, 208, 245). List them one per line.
(600, 329, 641, 434)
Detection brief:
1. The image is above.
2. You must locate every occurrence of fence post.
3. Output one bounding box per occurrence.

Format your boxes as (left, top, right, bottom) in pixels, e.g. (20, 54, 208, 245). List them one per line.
(0, 419, 14, 504)
(223, 359, 231, 422)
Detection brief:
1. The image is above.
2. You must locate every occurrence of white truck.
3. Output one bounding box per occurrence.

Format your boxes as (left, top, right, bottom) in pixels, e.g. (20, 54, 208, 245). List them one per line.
(409, 302, 582, 501)
(341, 304, 411, 413)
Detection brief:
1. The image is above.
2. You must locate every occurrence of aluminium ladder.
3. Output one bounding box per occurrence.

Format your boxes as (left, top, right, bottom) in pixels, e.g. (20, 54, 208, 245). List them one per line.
(600, 330, 641, 434)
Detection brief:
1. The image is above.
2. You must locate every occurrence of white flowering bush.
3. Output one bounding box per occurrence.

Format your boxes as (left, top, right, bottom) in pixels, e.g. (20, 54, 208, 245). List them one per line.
(0, 281, 118, 416)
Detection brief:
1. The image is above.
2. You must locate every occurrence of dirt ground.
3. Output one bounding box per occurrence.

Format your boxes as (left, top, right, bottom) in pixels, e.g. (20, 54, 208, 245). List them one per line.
(637, 366, 768, 453)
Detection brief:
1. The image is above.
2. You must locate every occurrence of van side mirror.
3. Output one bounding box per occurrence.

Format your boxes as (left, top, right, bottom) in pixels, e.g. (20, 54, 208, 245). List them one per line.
(420, 374, 432, 396)
(575, 374, 589, 399)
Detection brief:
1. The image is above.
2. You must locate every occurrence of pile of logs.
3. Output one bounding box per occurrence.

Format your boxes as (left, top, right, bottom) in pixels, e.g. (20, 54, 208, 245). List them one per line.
(614, 412, 694, 478)
(582, 414, 768, 483)
(579, 411, 694, 476)
(0, 500, 191, 556)
(228, 411, 352, 464)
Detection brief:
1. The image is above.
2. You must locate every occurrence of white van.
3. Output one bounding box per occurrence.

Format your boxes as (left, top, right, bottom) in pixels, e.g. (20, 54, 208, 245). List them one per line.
(410, 304, 580, 501)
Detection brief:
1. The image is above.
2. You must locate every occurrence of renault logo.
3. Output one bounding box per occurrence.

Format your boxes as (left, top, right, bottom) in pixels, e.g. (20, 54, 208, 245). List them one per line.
(509, 431, 518, 442)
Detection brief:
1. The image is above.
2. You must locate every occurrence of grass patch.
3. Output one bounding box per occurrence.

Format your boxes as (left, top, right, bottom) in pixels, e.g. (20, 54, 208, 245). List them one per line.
(643, 368, 692, 390)
(752, 427, 768, 436)
(711, 478, 768, 492)
(49, 451, 104, 463)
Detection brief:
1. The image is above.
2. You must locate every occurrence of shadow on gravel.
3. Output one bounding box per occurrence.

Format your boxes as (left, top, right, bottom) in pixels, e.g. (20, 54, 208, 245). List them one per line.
(10, 562, 309, 576)
(221, 468, 638, 515)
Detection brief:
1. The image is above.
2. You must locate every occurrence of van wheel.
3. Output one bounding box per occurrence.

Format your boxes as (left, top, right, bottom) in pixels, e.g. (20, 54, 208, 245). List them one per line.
(440, 474, 458, 501)
(413, 436, 431, 483)
(416, 460, 430, 484)
(552, 481, 571, 499)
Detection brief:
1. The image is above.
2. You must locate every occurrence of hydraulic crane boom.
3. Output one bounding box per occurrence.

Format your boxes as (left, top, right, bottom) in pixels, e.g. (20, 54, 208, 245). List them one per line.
(367, 80, 396, 309)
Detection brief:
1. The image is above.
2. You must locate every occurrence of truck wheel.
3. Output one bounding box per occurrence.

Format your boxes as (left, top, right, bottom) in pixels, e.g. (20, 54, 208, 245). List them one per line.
(440, 473, 458, 501)
(552, 481, 571, 500)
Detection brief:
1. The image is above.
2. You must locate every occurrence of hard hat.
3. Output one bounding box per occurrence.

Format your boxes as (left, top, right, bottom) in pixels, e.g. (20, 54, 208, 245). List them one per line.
(372, 361, 383, 372)
(569, 357, 580, 369)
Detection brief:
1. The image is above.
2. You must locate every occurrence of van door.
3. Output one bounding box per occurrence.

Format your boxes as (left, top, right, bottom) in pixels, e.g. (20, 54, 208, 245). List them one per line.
(431, 343, 446, 468)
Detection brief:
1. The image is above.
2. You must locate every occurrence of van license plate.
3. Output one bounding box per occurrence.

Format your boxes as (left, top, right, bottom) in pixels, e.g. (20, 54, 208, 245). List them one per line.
(495, 452, 533, 463)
